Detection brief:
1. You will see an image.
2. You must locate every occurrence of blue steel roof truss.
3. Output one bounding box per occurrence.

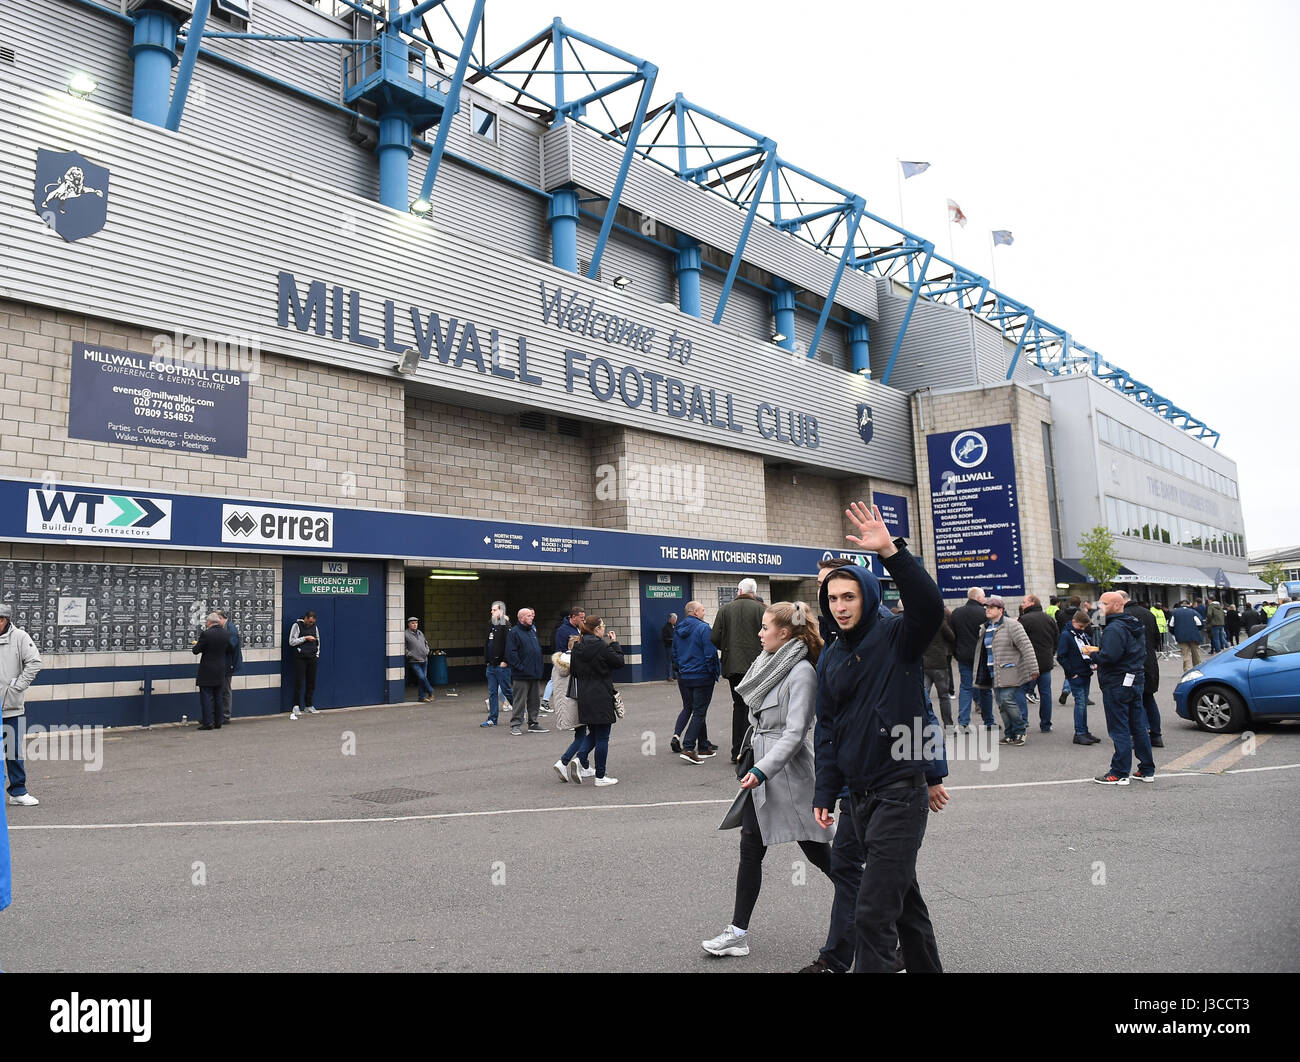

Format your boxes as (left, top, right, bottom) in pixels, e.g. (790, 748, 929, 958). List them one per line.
(145, 2, 1218, 444)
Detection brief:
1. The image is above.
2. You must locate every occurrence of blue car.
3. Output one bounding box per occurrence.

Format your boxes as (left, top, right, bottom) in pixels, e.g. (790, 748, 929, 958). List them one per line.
(1175, 614, 1300, 732)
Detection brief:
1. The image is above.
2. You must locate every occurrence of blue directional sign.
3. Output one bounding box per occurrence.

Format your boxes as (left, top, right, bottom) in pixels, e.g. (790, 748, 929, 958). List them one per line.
(926, 423, 1024, 595)
(872, 491, 910, 539)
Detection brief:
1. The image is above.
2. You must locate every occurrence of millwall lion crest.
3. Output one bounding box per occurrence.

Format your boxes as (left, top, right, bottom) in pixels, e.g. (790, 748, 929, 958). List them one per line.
(856, 403, 874, 445)
(34, 149, 109, 242)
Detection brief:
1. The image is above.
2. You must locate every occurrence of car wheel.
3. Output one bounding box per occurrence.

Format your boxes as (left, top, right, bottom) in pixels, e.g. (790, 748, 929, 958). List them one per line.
(1191, 685, 1246, 733)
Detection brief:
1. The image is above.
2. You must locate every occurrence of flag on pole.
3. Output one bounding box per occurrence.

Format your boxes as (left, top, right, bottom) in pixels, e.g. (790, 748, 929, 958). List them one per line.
(899, 160, 931, 179)
(992, 229, 1015, 246)
(947, 199, 967, 228)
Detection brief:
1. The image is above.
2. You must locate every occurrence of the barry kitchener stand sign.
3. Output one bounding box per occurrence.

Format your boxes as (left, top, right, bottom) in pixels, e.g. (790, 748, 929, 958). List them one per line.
(67, 341, 250, 458)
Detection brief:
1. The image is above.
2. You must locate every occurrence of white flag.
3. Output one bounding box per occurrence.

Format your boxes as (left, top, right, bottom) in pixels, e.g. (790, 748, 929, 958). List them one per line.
(992, 229, 1014, 246)
(947, 199, 967, 228)
(900, 160, 931, 179)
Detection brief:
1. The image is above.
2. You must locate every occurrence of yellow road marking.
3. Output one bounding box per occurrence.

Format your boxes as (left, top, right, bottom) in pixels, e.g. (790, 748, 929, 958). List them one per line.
(1161, 733, 1236, 772)
(1202, 734, 1272, 774)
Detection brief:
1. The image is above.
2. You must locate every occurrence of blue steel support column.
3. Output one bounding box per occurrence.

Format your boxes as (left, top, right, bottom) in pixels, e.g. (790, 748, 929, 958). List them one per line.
(377, 112, 413, 211)
(165, 0, 210, 131)
(771, 281, 796, 351)
(674, 236, 702, 317)
(849, 317, 871, 374)
(130, 11, 180, 127)
(548, 188, 580, 273)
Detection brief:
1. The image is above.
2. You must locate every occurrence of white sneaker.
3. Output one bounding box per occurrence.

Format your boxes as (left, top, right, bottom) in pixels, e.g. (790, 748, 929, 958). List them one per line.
(568, 759, 582, 784)
(7, 792, 39, 807)
(289, 710, 300, 720)
(701, 925, 749, 957)
(553, 759, 570, 783)
(578, 764, 596, 779)
(306, 706, 319, 714)
(593, 776, 618, 787)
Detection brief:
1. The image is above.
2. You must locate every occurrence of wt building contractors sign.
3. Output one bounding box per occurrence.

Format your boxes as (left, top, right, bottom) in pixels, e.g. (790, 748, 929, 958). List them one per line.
(926, 424, 1025, 595)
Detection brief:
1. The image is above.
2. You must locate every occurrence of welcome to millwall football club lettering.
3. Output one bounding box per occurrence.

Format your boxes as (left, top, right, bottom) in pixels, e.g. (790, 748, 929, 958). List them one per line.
(275, 272, 821, 449)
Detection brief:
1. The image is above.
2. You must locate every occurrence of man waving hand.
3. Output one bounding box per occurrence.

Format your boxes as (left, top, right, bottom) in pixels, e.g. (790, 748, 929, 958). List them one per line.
(814, 503, 949, 973)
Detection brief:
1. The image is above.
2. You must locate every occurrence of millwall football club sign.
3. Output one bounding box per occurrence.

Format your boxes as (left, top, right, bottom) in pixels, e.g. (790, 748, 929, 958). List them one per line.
(34, 149, 109, 242)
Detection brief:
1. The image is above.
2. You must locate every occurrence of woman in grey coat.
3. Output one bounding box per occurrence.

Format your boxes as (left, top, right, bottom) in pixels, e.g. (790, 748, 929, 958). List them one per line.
(701, 600, 835, 958)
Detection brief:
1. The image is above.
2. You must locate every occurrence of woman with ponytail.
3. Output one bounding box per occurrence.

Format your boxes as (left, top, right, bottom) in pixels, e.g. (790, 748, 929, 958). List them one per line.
(567, 615, 625, 786)
(701, 600, 835, 959)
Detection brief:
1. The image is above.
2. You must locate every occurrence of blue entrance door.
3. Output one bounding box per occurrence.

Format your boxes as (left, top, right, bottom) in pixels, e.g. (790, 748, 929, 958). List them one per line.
(282, 558, 387, 710)
(638, 572, 691, 684)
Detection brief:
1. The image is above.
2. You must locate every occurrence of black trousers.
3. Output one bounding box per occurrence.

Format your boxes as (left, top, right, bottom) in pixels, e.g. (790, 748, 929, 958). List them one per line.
(848, 782, 942, 973)
(819, 796, 861, 972)
(293, 655, 318, 708)
(732, 791, 832, 931)
(727, 676, 748, 760)
(198, 685, 223, 729)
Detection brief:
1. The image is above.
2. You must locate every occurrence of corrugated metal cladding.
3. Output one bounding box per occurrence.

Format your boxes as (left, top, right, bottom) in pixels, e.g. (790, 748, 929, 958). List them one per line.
(1, 77, 915, 482)
(868, 279, 979, 392)
(542, 124, 880, 321)
(575, 219, 674, 307)
(0, 1, 133, 115)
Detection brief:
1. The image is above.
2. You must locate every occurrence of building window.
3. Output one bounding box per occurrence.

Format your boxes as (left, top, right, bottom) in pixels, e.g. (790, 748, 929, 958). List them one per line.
(470, 103, 497, 142)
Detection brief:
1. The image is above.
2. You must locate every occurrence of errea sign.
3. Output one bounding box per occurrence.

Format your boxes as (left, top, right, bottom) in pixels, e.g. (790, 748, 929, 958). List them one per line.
(221, 504, 333, 548)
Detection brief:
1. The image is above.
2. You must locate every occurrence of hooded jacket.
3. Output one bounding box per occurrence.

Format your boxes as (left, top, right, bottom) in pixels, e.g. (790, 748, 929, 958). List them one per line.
(1095, 610, 1147, 690)
(0, 622, 42, 719)
(813, 548, 947, 807)
(1124, 601, 1160, 693)
(673, 614, 719, 685)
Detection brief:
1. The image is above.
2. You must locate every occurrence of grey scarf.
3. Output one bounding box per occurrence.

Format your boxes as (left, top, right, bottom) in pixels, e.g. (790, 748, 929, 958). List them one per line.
(735, 638, 808, 711)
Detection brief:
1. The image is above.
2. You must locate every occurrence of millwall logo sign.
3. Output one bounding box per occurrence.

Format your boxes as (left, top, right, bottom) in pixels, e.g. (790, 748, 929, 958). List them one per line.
(27, 489, 172, 541)
(856, 404, 874, 445)
(34, 149, 109, 242)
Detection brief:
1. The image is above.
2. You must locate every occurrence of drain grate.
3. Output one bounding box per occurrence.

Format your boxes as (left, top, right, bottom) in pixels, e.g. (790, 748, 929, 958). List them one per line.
(352, 787, 436, 805)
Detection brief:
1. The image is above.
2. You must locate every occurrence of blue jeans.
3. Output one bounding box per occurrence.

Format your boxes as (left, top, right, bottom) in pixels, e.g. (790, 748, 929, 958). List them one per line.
(1210, 626, 1226, 652)
(1021, 672, 1052, 729)
(561, 725, 589, 768)
(4, 725, 27, 796)
(410, 660, 434, 698)
(1066, 675, 1092, 735)
(958, 663, 993, 727)
(681, 682, 714, 751)
(485, 666, 512, 724)
(543, 676, 554, 703)
(577, 723, 612, 777)
(995, 686, 1026, 737)
(1102, 684, 1154, 777)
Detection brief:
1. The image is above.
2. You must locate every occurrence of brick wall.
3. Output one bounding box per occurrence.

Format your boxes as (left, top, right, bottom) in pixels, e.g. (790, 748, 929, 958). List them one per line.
(0, 300, 405, 508)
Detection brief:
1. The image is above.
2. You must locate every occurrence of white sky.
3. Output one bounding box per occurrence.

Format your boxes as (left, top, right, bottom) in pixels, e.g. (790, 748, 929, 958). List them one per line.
(462, 0, 1299, 549)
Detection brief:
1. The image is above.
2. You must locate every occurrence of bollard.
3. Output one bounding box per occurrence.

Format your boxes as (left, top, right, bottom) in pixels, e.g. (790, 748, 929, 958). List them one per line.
(140, 676, 153, 729)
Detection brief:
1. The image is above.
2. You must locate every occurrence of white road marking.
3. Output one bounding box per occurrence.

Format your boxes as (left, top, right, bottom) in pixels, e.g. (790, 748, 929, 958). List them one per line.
(11, 764, 1298, 832)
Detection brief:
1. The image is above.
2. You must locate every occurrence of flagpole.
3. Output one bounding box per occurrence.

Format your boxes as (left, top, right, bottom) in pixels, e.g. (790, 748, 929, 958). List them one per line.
(895, 159, 905, 228)
(989, 231, 998, 292)
(948, 216, 955, 265)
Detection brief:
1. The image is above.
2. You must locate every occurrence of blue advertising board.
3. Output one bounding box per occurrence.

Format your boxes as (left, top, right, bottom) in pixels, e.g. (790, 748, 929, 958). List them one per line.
(926, 423, 1025, 596)
(872, 491, 910, 539)
(1, 476, 886, 579)
(68, 341, 249, 458)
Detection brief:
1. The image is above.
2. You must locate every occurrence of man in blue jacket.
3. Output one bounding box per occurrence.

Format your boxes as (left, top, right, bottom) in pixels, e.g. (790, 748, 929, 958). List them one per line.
(506, 607, 548, 736)
(1056, 608, 1101, 745)
(813, 502, 949, 974)
(1171, 601, 1203, 673)
(673, 601, 720, 763)
(1093, 591, 1155, 785)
